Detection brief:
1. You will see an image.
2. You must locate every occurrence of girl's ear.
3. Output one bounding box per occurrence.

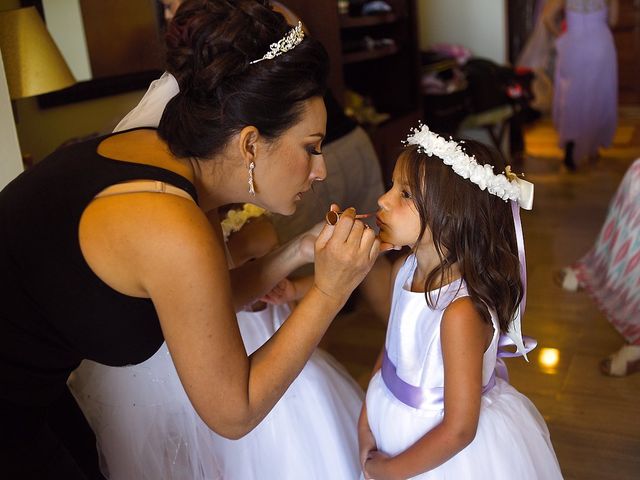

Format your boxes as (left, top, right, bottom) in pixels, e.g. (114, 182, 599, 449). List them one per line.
(238, 126, 260, 166)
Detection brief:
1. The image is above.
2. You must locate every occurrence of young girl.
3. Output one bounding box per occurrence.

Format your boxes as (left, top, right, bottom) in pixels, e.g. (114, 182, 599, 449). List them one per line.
(359, 125, 563, 479)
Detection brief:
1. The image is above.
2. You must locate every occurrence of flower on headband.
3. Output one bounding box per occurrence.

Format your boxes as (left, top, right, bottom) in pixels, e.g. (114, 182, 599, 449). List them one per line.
(406, 124, 523, 204)
(220, 203, 267, 241)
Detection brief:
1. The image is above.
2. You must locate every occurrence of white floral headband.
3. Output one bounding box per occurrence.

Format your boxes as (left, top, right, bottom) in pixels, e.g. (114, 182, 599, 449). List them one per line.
(220, 203, 267, 241)
(405, 124, 534, 210)
(250, 21, 305, 65)
(406, 123, 536, 359)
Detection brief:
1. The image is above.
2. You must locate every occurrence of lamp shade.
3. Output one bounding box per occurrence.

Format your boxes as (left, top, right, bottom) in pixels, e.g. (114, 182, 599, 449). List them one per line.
(0, 7, 75, 99)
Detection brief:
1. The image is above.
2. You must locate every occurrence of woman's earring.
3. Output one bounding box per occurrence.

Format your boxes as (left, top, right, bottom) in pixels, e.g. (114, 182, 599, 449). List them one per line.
(248, 161, 256, 196)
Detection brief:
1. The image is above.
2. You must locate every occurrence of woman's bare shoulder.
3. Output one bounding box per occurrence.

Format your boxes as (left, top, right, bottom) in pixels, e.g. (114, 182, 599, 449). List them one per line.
(98, 129, 195, 181)
(80, 192, 222, 298)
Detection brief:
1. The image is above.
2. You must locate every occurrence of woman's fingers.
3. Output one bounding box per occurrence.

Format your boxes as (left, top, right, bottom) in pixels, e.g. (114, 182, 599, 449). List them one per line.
(315, 203, 341, 248)
(367, 236, 381, 263)
(330, 207, 358, 243)
(315, 221, 334, 250)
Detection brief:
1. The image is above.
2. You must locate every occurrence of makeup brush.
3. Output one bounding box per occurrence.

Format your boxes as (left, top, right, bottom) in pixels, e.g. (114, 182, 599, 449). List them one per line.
(325, 210, 375, 226)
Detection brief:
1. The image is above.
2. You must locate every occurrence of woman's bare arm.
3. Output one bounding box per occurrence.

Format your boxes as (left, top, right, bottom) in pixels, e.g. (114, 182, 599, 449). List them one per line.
(84, 196, 378, 439)
(206, 209, 319, 310)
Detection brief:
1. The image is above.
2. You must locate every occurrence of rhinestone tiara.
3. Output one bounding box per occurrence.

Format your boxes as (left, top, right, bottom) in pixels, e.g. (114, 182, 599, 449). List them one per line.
(250, 21, 304, 65)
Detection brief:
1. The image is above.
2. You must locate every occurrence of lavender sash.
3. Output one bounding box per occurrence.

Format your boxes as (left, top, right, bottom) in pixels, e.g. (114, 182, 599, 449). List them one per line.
(381, 334, 537, 410)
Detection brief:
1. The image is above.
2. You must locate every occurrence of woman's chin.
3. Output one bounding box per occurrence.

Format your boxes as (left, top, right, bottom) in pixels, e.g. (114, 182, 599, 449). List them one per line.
(272, 202, 297, 216)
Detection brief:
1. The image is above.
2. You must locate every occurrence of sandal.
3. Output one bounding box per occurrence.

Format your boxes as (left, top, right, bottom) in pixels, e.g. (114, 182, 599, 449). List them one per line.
(599, 344, 640, 377)
(552, 267, 582, 292)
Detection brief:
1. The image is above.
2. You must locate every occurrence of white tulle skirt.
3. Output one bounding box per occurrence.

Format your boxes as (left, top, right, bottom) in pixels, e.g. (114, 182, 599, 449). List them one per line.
(69, 304, 364, 480)
(364, 372, 563, 479)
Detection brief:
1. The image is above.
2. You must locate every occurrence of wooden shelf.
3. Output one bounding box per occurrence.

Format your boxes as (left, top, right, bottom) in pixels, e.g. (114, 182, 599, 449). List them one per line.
(339, 13, 402, 29)
(342, 44, 399, 64)
(284, 0, 420, 186)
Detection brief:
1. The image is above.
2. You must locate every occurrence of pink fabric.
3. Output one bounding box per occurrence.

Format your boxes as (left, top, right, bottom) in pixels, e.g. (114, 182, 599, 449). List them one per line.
(573, 160, 640, 344)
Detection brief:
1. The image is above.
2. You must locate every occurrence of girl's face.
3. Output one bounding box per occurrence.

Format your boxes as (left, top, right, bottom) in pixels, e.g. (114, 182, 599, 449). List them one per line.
(376, 155, 423, 247)
(256, 96, 327, 215)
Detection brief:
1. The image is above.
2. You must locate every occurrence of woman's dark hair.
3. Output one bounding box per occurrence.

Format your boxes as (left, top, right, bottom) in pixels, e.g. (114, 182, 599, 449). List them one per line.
(401, 140, 523, 333)
(157, 0, 329, 159)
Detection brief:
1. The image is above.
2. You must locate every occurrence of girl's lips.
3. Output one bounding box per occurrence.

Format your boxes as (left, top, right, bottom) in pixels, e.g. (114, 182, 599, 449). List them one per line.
(375, 216, 385, 228)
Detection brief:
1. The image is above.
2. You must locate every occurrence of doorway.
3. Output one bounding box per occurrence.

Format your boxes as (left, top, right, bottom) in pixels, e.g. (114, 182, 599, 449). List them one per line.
(614, 0, 640, 104)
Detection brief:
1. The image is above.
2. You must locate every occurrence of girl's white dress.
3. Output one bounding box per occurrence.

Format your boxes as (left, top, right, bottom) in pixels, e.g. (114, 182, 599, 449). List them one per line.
(69, 303, 363, 480)
(365, 255, 563, 479)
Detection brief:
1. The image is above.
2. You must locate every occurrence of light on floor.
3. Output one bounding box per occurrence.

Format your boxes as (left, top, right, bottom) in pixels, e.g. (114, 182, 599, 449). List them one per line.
(538, 347, 560, 374)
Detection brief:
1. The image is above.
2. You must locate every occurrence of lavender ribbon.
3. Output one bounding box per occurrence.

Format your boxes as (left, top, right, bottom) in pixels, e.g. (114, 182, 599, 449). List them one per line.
(512, 201, 527, 316)
(381, 334, 537, 410)
(504, 200, 531, 359)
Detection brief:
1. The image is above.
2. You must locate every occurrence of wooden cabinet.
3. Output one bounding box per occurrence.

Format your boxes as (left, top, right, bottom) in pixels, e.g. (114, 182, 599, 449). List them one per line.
(282, 0, 422, 184)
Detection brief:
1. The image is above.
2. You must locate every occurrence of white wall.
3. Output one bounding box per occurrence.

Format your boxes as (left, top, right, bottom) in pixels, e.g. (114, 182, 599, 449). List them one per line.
(42, 0, 92, 82)
(417, 0, 507, 64)
(0, 51, 24, 190)
(0, 0, 150, 163)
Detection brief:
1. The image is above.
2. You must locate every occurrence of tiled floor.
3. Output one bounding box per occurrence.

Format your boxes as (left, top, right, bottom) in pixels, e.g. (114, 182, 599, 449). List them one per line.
(323, 107, 640, 479)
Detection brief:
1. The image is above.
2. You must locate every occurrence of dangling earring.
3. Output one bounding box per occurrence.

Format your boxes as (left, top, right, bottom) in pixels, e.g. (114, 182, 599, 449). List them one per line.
(248, 161, 256, 196)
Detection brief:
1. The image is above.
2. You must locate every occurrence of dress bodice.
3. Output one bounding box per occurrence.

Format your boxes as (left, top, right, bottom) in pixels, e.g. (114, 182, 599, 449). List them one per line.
(566, 0, 608, 13)
(384, 255, 500, 392)
(565, 0, 609, 30)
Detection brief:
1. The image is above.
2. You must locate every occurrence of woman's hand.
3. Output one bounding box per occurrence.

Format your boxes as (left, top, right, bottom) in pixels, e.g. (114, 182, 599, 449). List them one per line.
(313, 205, 379, 304)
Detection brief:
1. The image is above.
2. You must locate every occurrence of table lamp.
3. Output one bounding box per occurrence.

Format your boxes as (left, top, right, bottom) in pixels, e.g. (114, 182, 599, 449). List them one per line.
(0, 6, 76, 181)
(0, 6, 76, 100)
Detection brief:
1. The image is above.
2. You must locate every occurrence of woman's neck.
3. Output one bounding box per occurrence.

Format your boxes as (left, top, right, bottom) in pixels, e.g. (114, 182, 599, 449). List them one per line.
(99, 129, 255, 212)
(188, 150, 256, 212)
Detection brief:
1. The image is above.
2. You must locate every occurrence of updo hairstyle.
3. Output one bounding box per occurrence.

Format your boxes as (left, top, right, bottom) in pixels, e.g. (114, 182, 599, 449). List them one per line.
(158, 0, 329, 159)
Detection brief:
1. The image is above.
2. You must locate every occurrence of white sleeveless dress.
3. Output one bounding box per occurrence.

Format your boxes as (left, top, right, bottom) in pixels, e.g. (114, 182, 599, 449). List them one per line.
(365, 255, 563, 479)
(69, 303, 363, 480)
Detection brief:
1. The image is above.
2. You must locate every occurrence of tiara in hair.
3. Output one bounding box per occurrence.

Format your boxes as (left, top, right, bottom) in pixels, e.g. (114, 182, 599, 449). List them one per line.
(405, 123, 534, 210)
(249, 21, 305, 65)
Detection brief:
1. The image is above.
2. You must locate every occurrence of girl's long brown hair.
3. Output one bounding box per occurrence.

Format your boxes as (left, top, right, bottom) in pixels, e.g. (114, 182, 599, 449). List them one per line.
(402, 141, 523, 332)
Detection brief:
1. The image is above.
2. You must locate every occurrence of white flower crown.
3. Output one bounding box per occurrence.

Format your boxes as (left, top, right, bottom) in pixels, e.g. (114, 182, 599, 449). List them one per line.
(220, 203, 267, 241)
(250, 21, 305, 65)
(405, 124, 534, 210)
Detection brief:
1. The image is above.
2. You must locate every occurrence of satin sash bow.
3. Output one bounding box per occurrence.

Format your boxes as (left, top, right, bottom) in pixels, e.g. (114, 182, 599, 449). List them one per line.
(381, 334, 537, 410)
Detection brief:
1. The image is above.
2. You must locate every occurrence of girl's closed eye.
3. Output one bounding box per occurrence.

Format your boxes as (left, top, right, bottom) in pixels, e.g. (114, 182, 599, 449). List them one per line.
(401, 189, 413, 199)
